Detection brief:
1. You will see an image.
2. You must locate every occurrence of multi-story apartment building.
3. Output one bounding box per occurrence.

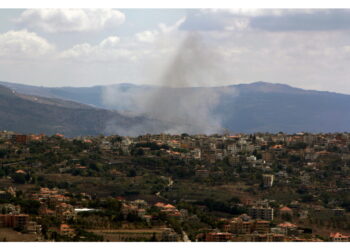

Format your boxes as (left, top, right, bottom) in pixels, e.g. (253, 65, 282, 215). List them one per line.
(0, 214, 29, 229)
(262, 174, 274, 188)
(248, 206, 274, 221)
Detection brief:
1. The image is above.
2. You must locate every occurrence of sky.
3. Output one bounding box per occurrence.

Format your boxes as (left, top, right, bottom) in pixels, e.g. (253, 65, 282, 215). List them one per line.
(1, 8, 350, 94)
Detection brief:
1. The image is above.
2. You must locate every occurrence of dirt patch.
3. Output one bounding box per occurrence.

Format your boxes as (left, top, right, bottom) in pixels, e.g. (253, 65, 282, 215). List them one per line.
(0, 228, 38, 242)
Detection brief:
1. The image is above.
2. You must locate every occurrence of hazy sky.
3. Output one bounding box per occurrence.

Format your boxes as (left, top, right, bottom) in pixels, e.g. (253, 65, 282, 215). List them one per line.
(1, 8, 350, 94)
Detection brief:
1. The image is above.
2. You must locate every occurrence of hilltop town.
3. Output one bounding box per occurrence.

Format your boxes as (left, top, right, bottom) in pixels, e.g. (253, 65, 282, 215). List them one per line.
(0, 131, 350, 242)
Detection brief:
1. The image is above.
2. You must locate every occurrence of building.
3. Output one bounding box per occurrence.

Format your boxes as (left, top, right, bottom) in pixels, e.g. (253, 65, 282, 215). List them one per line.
(277, 222, 298, 235)
(262, 151, 274, 162)
(130, 199, 148, 209)
(253, 220, 270, 234)
(279, 206, 293, 217)
(248, 207, 274, 221)
(162, 228, 180, 241)
(26, 221, 42, 234)
(262, 174, 274, 188)
(55, 202, 76, 222)
(332, 208, 346, 217)
(93, 228, 172, 241)
(330, 232, 349, 242)
(206, 232, 233, 242)
(0, 203, 20, 214)
(225, 217, 253, 234)
(0, 214, 29, 229)
(248, 233, 285, 242)
(59, 224, 75, 237)
(195, 169, 209, 178)
(191, 148, 201, 159)
(12, 134, 28, 144)
(225, 216, 270, 235)
(0, 190, 11, 200)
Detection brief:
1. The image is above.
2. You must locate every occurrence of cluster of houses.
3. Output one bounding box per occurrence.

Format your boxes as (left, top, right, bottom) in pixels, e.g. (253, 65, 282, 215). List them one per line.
(0, 185, 184, 241)
(1, 130, 350, 241)
(198, 197, 350, 242)
(0, 187, 40, 236)
(3, 131, 350, 182)
(203, 212, 318, 242)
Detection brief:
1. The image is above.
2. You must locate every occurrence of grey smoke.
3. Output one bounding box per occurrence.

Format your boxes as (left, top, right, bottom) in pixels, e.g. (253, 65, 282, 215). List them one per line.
(157, 32, 224, 87)
(103, 32, 235, 136)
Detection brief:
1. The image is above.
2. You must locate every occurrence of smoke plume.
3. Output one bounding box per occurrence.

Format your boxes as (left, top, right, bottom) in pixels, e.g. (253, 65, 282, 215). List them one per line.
(103, 32, 234, 136)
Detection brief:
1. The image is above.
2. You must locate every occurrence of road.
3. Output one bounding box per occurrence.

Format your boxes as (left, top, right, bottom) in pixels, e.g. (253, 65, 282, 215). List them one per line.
(182, 230, 191, 242)
(157, 177, 191, 242)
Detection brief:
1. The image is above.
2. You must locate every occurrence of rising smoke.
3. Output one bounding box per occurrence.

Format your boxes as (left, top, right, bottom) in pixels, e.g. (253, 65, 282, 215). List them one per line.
(103, 32, 234, 136)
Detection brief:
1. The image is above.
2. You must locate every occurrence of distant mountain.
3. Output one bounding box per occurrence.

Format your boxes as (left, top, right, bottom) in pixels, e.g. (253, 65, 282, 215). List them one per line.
(1, 81, 350, 134)
(216, 82, 350, 133)
(0, 84, 164, 137)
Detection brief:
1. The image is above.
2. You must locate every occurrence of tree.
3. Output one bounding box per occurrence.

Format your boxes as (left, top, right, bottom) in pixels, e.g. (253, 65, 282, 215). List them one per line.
(134, 148, 144, 156)
(127, 169, 137, 177)
(281, 213, 292, 221)
(11, 173, 26, 184)
(18, 199, 41, 214)
(0, 149, 8, 159)
(0, 168, 5, 178)
(150, 232, 157, 241)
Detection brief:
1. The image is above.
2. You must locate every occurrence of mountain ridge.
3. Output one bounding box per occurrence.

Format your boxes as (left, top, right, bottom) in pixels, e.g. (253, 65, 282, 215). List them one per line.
(0, 80, 350, 135)
(2, 80, 349, 96)
(0, 84, 162, 137)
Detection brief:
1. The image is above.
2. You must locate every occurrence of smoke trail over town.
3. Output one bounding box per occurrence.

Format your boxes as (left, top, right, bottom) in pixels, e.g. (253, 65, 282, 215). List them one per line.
(103, 32, 234, 136)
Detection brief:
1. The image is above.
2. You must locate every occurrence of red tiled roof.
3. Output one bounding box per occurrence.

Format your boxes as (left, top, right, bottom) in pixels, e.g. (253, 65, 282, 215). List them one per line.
(278, 222, 297, 228)
(280, 206, 292, 212)
(164, 204, 175, 209)
(330, 232, 349, 239)
(154, 202, 166, 207)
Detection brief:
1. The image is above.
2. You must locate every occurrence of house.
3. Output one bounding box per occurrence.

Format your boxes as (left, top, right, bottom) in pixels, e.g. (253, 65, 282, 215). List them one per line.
(161, 228, 180, 241)
(277, 222, 298, 235)
(39, 207, 55, 216)
(55, 202, 76, 221)
(154, 202, 176, 211)
(121, 203, 138, 216)
(48, 194, 70, 207)
(15, 169, 26, 174)
(279, 206, 293, 216)
(26, 221, 42, 234)
(330, 232, 349, 242)
(332, 208, 346, 217)
(7, 186, 16, 197)
(225, 215, 270, 235)
(130, 199, 149, 209)
(0, 203, 20, 214)
(191, 148, 201, 159)
(154, 202, 181, 218)
(142, 215, 152, 224)
(59, 224, 75, 237)
(137, 209, 146, 217)
(205, 232, 233, 242)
